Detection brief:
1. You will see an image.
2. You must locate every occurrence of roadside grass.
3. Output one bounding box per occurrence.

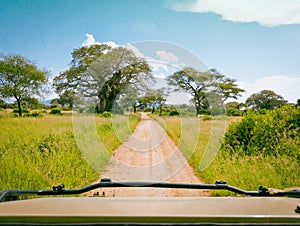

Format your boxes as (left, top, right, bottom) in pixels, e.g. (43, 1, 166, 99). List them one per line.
(154, 115, 299, 196)
(0, 111, 140, 191)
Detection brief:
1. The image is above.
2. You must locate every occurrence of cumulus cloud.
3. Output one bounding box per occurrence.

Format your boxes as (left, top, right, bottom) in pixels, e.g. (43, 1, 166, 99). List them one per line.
(156, 50, 179, 64)
(238, 76, 300, 103)
(81, 33, 118, 48)
(126, 44, 180, 75)
(82, 33, 98, 46)
(169, 0, 300, 27)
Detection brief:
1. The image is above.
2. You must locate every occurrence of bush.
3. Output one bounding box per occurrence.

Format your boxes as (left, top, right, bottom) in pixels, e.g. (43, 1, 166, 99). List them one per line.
(222, 106, 300, 157)
(62, 106, 71, 111)
(202, 115, 212, 121)
(100, 111, 112, 118)
(169, 110, 179, 116)
(143, 108, 153, 112)
(30, 112, 43, 117)
(12, 108, 30, 114)
(50, 108, 62, 115)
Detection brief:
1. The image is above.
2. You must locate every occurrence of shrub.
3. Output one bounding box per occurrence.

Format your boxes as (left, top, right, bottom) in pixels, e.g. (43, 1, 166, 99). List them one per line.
(62, 106, 71, 111)
(100, 111, 112, 118)
(50, 108, 62, 115)
(12, 108, 30, 114)
(169, 110, 179, 116)
(30, 112, 43, 117)
(203, 115, 212, 121)
(143, 108, 153, 112)
(222, 106, 300, 157)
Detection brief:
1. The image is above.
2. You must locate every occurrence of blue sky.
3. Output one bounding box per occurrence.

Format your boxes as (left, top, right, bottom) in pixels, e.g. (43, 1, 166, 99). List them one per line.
(0, 0, 300, 103)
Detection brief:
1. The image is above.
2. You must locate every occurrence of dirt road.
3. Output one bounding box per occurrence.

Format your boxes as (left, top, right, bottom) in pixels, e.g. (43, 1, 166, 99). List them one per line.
(90, 113, 209, 197)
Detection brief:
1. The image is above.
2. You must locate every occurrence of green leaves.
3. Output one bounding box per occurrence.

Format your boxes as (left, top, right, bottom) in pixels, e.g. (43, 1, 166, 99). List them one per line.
(54, 44, 152, 113)
(246, 90, 288, 110)
(167, 67, 244, 116)
(223, 105, 300, 157)
(0, 55, 48, 116)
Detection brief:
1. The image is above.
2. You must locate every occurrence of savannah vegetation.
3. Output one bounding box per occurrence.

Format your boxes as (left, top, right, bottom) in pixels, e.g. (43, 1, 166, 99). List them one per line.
(0, 110, 141, 191)
(154, 105, 300, 195)
(0, 43, 299, 195)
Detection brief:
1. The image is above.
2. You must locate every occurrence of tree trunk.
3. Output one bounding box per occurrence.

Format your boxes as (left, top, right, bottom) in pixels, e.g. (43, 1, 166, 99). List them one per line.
(16, 98, 22, 117)
(98, 91, 118, 113)
(159, 105, 163, 114)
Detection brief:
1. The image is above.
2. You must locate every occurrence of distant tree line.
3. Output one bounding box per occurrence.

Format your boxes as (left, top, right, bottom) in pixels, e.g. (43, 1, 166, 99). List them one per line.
(0, 44, 298, 117)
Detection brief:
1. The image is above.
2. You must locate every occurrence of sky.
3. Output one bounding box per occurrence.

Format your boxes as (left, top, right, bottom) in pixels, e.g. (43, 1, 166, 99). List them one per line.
(0, 0, 300, 103)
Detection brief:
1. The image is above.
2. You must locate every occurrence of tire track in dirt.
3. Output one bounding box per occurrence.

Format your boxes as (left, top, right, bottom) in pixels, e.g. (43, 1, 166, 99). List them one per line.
(88, 113, 209, 197)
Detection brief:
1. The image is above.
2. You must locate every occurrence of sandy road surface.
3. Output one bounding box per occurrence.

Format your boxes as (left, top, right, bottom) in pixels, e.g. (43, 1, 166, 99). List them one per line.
(89, 113, 209, 197)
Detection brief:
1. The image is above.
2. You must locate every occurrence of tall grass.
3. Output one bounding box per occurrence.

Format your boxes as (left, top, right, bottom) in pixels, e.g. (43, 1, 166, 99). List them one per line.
(0, 111, 140, 191)
(154, 114, 299, 196)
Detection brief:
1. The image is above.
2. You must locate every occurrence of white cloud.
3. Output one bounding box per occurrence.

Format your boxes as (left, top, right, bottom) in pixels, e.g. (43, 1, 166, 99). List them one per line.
(82, 33, 98, 46)
(170, 0, 300, 27)
(156, 50, 179, 64)
(238, 76, 300, 103)
(81, 33, 118, 48)
(103, 41, 118, 48)
(148, 59, 169, 72)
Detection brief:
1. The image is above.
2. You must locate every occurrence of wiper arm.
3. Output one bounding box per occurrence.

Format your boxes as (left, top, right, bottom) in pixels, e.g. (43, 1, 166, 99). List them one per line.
(1, 179, 299, 202)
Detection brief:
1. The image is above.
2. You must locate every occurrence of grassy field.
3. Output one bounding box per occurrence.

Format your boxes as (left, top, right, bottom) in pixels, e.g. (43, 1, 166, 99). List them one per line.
(154, 115, 299, 196)
(1, 108, 298, 196)
(0, 110, 140, 191)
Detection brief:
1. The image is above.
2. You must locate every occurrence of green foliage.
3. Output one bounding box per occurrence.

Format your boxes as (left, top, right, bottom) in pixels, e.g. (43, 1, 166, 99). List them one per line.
(0, 55, 48, 116)
(54, 45, 152, 113)
(143, 107, 153, 112)
(167, 67, 244, 116)
(29, 111, 43, 117)
(100, 111, 112, 118)
(222, 106, 300, 157)
(169, 110, 179, 116)
(202, 115, 212, 121)
(225, 102, 244, 116)
(13, 108, 30, 114)
(246, 90, 288, 110)
(50, 108, 62, 115)
(156, 114, 298, 196)
(13, 109, 43, 117)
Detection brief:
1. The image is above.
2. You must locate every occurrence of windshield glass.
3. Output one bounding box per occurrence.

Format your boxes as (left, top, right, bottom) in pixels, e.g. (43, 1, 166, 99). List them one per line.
(0, 0, 299, 199)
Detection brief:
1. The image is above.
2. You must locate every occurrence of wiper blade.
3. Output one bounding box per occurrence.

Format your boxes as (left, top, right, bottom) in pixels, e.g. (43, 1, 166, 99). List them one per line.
(1, 179, 299, 202)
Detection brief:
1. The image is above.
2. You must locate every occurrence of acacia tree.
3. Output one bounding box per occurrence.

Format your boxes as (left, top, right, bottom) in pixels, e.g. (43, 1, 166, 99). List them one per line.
(54, 44, 152, 113)
(245, 90, 287, 110)
(58, 90, 75, 109)
(167, 67, 244, 116)
(141, 88, 169, 114)
(0, 55, 48, 116)
(119, 87, 145, 113)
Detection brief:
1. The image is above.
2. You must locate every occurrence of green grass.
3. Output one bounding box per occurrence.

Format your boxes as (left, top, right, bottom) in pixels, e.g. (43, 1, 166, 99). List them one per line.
(154, 115, 299, 196)
(0, 111, 141, 191)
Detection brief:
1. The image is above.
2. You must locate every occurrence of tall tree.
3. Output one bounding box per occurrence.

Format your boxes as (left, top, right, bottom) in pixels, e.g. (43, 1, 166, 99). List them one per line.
(58, 90, 75, 109)
(167, 67, 244, 116)
(143, 88, 169, 114)
(0, 55, 48, 116)
(54, 44, 152, 113)
(119, 87, 145, 113)
(245, 90, 287, 110)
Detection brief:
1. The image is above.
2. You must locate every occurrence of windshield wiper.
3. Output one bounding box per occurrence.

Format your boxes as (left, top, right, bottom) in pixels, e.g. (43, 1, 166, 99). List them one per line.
(1, 179, 299, 202)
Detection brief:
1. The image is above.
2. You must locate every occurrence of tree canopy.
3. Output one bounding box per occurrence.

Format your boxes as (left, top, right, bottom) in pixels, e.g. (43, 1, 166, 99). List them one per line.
(0, 55, 48, 116)
(167, 67, 244, 116)
(54, 44, 152, 113)
(245, 89, 287, 110)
